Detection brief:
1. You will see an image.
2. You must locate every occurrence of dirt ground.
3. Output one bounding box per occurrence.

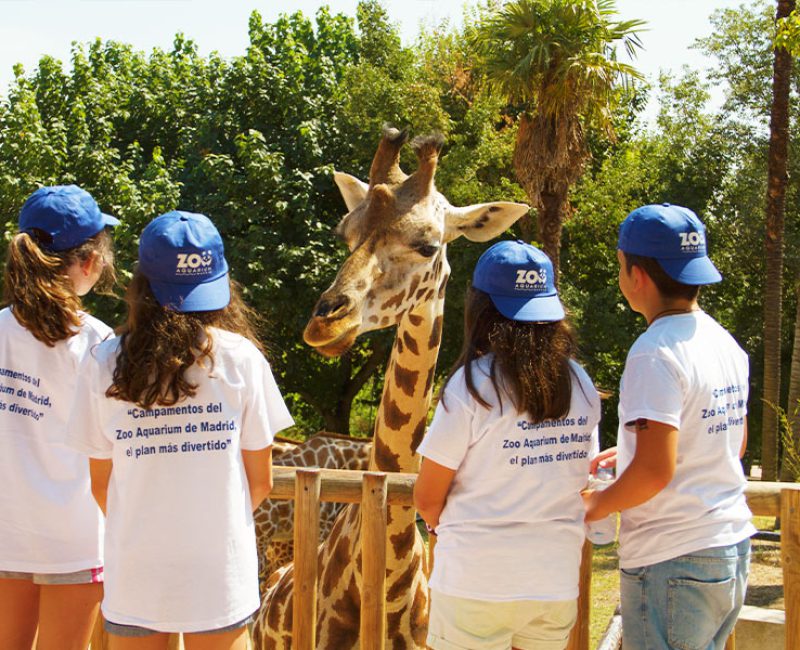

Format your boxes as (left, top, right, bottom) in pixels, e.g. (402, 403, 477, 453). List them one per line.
(748, 537, 784, 609)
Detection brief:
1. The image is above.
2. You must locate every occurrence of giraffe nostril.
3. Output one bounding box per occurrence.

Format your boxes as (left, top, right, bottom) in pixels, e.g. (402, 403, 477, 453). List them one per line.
(314, 295, 351, 319)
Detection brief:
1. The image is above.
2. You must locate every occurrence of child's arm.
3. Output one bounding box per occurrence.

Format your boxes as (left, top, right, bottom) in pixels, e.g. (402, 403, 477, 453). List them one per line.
(413, 458, 457, 531)
(89, 458, 113, 516)
(242, 447, 273, 511)
(584, 418, 678, 521)
(740, 418, 748, 459)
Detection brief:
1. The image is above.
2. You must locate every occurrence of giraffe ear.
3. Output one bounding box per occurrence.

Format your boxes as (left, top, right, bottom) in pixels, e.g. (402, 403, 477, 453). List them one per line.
(444, 202, 530, 243)
(334, 172, 369, 212)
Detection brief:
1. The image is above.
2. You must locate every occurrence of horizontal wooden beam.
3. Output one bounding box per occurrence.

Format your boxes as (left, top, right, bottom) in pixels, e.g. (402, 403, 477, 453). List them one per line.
(271, 466, 415, 506)
(746, 481, 800, 517)
(270, 469, 797, 516)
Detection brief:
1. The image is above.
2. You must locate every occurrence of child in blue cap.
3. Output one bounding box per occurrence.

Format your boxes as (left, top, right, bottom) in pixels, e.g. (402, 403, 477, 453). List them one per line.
(67, 211, 294, 649)
(414, 240, 600, 650)
(584, 204, 754, 650)
(0, 185, 118, 650)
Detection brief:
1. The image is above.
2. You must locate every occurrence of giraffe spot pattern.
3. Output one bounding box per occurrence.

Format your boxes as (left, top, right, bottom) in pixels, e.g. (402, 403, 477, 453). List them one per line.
(328, 574, 361, 649)
(381, 289, 406, 311)
(388, 525, 417, 574)
(393, 363, 419, 398)
(374, 435, 402, 473)
(383, 396, 412, 432)
(401, 331, 419, 355)
(410, 582, 430, 646)
(424, 366, 435, 396)
(410, 416, 426, 453)
(428, 314, 443, 351)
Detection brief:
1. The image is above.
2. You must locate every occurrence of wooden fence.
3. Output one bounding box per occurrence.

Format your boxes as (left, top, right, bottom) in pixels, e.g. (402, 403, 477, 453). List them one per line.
(92, 471, 800, 650)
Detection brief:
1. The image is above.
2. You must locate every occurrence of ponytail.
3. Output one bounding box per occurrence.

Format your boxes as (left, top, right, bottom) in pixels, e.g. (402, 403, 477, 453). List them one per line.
(3, 229, 115, 346)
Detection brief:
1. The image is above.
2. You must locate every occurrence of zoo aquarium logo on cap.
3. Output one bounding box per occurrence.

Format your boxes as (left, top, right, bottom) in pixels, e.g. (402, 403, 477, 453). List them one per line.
(678, 230, 705, 253)
(514, 267, 548, 292)
(176, 249, 215, 276)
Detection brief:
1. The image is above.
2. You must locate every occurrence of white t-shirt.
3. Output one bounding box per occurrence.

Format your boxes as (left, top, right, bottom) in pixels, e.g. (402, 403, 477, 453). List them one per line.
(617, 311, 756, 569)
(67, 328, 293, 632)
(417, 355, 600, 601)
(0, 307, 110, 573)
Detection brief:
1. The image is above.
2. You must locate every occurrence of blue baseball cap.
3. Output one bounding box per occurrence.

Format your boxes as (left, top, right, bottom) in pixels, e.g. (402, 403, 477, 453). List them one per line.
(139, 211, 230, 312)
(618, 203, 722, 285)
(472, 240, 564, 322)
(19, 185, 120, 251)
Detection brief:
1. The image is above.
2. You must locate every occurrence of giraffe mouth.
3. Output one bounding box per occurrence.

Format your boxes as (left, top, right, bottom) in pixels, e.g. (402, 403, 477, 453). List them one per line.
(303, 322, 360, 358)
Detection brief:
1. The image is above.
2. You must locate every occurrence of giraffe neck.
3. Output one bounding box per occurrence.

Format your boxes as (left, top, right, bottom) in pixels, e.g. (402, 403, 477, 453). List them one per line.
(370, 270, 446, 475)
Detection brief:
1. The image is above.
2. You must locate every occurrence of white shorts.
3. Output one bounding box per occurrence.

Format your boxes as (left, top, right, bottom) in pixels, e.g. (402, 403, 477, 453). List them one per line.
(427, 590, 577, 650)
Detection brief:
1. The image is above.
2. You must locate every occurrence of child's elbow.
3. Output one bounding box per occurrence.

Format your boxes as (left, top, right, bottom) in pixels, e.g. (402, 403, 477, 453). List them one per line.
(413, 490, 437, 517)
(252, 476, 273, 506)
(648, 466, 675, 493)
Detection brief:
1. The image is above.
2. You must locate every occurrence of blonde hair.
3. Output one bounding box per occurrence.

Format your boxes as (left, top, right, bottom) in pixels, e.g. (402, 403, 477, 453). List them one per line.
(3, 229, 116, 346)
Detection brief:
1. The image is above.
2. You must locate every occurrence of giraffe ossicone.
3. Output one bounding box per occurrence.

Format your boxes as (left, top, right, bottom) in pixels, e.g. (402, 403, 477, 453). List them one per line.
(254, 127, 529, 649)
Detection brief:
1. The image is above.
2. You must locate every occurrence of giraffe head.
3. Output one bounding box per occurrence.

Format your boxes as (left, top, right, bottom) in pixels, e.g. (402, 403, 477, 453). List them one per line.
(304, 127, 530, 356)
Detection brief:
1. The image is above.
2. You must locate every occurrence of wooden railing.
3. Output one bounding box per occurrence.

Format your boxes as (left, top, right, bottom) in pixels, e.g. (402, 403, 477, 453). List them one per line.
(92, 472, 800, 650)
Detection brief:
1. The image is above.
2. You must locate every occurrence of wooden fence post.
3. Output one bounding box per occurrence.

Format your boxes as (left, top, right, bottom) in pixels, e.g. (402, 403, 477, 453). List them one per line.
(781, 488, 800, 650)
(293, 469, 321, 650)
(361, 472, 388, 650)
(566, 540, 592, 650)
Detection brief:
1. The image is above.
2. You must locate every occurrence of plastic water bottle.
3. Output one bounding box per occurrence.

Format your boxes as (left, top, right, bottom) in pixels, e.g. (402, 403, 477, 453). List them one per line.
(585, 466, 617, 547)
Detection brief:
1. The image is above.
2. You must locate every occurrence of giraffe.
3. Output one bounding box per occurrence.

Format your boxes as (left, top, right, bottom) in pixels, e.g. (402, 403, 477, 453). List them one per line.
(256, 432, 372, 591)
(253, 127, 529, 649)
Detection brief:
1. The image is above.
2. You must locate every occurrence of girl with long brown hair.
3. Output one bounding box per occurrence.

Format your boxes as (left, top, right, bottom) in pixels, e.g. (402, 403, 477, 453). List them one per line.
(68, 211, 293, 650)
(0, 185, 119, 650)
(414, 240, 601, 650)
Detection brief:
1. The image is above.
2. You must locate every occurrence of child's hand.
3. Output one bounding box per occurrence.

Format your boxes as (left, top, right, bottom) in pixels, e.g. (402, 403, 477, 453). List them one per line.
(582, 488, 606, 522)
(590, 447, 617, 476)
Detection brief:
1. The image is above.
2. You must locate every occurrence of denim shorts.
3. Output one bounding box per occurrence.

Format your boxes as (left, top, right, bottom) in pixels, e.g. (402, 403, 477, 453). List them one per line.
(620, 538, 750, 650)
(105, 613, 254, 638)
(0, 566, 103, 585)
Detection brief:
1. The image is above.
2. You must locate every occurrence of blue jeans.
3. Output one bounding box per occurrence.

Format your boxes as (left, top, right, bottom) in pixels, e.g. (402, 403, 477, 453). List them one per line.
(620, 538, 750, 650)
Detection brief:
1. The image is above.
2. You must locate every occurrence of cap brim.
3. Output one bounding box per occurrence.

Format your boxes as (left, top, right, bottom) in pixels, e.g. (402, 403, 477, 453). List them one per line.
(149, 273, 231, 312)
(490, 293, 565, 322)
(102, 213, 121, 227)
(658, 256, 722, 285)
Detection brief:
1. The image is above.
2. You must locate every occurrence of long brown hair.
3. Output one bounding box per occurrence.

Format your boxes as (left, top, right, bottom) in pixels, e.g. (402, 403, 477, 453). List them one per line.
(106, 270, 264, 409)
(442, 287, 577, 423)
(3, 229, 115, 346)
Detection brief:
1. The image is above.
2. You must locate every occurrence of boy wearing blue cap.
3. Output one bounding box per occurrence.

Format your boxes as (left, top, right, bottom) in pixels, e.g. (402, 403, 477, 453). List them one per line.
(584, 204, 754, 650)
(67, 212, 293, 648)
(414, 241, 600, 650)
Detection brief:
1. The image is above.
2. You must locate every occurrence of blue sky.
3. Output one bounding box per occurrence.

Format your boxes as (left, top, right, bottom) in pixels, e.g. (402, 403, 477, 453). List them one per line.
(0, 0, 752, 112)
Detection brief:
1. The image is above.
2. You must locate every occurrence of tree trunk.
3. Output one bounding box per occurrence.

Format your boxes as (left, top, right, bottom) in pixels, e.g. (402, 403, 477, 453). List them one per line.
(761, 0, 794, 481)
(780, 280, 800, 481)
(538, 188, 567, 285)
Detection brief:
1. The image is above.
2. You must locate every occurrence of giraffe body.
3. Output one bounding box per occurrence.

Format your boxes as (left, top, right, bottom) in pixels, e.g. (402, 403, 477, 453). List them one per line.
(255, 432, 372, 590)
(254, 128, 528, 649)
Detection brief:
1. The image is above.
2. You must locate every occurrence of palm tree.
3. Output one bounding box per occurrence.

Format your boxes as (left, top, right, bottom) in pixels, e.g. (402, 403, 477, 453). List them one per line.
(762, 0, 794, 482)
(471, 0, 643, 279)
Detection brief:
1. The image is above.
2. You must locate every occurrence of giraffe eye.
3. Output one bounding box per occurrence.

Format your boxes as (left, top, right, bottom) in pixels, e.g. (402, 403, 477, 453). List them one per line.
(416, 243, 439, 258)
